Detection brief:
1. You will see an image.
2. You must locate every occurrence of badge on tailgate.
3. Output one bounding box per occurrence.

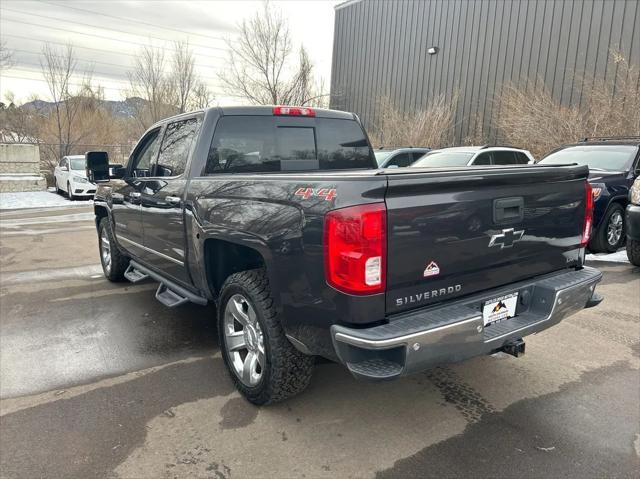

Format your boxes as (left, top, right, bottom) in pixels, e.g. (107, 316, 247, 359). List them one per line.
(482, 292, 518, 326)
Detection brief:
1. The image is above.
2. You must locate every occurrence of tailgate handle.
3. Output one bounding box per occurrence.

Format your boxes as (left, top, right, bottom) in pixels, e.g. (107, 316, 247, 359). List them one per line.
(493, 197, 524, 224)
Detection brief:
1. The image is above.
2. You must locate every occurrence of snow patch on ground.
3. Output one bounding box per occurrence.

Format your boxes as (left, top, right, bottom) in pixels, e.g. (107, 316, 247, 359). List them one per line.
(586, 249, 629, 264)
(0, 191, 92, 210)
(0, 175, 46, 181)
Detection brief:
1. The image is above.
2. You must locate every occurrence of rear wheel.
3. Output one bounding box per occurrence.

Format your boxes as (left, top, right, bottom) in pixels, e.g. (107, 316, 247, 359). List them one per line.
(54, 177, 62, 195)
(98, 217, 129, 281)
(627, 238, 640, 266)
(218, 269, 314, 405)
(589, 204, 625, 253)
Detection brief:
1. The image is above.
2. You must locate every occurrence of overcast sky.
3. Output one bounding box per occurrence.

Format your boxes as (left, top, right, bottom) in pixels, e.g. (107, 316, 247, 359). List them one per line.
(0, 0, 341, 105)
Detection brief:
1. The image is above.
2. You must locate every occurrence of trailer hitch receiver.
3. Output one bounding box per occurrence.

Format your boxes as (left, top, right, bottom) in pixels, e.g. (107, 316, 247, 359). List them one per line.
(502, 339, 525, 358)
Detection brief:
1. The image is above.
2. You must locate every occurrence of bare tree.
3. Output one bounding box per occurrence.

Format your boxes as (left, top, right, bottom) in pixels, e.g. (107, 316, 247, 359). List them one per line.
(0, 93, 38, 143)
(190, 81, 214, 109)
(0, 39, 14, 70)
(171, 41, 197, 113)
(127, 45, 177, 129)
(40, 43, 84, 158)
(219, 2, 326, 106)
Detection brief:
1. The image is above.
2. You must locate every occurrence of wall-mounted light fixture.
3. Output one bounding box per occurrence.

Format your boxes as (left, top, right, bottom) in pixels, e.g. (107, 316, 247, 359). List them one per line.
(427, 47, 439, 55)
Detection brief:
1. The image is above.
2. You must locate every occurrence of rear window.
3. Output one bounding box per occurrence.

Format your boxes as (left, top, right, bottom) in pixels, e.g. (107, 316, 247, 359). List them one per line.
(540, 145, 638, 171)
(412, 151, 474, 167)
(203, 116, 375, 174)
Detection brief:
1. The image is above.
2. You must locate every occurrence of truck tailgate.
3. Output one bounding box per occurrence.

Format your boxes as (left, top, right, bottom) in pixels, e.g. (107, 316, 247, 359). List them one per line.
(385, 165, 589, 314)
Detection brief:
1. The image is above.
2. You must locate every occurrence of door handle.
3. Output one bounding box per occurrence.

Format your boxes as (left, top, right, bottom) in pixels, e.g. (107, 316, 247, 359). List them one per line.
(128, 191, 142, 204)
(166, 196, 181, 206)
(493, 197, 524, 224)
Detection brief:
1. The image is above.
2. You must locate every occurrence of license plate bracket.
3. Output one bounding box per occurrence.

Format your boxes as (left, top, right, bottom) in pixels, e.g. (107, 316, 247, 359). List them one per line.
(482, 292, 519, 326)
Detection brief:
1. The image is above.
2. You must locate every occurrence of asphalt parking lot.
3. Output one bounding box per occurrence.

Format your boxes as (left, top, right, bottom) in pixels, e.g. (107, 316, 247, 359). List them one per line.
(0, 205, 638, 479)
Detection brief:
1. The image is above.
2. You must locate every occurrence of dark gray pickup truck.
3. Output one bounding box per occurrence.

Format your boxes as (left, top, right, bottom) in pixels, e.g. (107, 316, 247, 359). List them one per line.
(87, 106, 603, 405)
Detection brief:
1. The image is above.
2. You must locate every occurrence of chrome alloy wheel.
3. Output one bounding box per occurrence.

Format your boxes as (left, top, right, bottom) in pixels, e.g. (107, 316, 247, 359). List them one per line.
(100, 227, 112, 273)
(224, 294, 265, 387)
(607, 211, 623, 246)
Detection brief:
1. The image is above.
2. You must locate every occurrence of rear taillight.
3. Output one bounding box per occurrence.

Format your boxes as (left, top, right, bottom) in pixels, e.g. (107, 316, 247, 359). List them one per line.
(581, 182, 594, 247)
(273, 106, 316, 117)
(324, 203, 386, 295)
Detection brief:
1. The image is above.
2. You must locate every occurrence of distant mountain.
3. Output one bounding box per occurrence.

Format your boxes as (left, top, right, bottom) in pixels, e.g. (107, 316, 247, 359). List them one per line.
(20, 97, 151, 119)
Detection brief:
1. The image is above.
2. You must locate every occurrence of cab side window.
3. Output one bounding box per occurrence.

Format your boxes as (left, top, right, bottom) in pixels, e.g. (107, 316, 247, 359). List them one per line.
(514, 152, 530, 164)
(154, 117, 201, 177)
(59, 158, 68, 169)
(387, 152, 413, 167)
(492, 151, 517, 165)
(129, 129, 161, 178)
(473, 152, 492, 165)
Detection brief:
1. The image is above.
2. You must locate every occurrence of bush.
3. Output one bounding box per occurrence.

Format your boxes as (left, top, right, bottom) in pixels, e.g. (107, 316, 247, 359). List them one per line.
(368, 94, 457, 149)
(496, 52, 640, 159)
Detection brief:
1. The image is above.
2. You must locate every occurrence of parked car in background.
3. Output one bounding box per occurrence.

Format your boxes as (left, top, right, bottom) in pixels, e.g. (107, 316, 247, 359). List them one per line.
(374, 147, 430, 168)
(625, 177, 640, 266)
(53, 155, 97, 200)
(539, 137, 640, 253)
(411, 145, 535, 168)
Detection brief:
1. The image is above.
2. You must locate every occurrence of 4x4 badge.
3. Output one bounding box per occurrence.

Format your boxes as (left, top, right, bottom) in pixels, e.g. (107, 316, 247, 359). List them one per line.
(489, 228, 524, 249)
(423, 261, 440, 277)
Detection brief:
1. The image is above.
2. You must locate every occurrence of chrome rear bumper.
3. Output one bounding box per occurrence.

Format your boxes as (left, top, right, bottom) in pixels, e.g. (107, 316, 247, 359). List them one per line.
(331, 267, 603, 380)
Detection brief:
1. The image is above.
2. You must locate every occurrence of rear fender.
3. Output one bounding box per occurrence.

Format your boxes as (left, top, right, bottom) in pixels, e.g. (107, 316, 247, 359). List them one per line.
(187, 197, 303, 311)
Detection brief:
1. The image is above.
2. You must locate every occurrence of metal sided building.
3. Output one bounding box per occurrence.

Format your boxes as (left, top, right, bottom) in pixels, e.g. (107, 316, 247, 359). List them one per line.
(330, 0, 639, 143)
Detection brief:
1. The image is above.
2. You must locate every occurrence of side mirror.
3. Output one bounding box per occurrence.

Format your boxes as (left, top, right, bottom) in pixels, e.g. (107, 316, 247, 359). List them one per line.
(86, 151, 110, 183)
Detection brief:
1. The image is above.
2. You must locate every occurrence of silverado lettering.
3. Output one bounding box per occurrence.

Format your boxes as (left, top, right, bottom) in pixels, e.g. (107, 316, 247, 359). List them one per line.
(395, 285, 463, 307)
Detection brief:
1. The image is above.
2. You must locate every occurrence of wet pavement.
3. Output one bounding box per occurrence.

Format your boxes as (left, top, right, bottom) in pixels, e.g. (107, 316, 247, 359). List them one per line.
(0, 205, 638, 479)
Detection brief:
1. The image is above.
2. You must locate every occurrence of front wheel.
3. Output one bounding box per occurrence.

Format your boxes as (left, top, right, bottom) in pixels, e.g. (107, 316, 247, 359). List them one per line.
(589, 204, 625, 253)
(627, 238, 640, 266)
(98, 217, 129, 281)
(67, 182, 75, 201)
(218, 269, 314, 405)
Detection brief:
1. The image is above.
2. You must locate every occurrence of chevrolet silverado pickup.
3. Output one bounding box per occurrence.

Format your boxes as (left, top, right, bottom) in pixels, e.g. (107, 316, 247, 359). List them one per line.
(87, 106, 603, 405)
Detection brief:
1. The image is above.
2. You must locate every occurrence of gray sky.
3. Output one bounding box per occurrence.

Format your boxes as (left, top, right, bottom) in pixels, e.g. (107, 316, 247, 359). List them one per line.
(0, 0, 341, 105)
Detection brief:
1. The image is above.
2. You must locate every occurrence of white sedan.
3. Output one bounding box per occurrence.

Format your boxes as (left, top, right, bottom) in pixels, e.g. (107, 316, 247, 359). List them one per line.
(53, 155, 97, 200)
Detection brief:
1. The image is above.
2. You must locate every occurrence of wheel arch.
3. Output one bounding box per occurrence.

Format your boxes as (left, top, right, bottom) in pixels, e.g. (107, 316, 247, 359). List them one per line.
(94, 203, 110, 231)
(203, 237, 270, 299)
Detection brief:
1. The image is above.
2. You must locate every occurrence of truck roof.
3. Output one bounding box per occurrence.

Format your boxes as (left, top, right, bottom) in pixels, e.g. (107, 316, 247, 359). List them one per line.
(148, 105, 356, 130)
(216, 105, 355, 120)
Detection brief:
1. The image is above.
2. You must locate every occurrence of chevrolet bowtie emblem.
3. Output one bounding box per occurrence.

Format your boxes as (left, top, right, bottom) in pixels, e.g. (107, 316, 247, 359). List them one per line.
(489, 228, 525, 249)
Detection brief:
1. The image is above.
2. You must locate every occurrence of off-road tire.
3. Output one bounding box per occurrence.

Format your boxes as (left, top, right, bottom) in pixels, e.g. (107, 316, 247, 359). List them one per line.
(626, 238, 640, 266)
(589, 204, 625, 253)
(218, 269, 314, 405)
(98, 217, 129, 282)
